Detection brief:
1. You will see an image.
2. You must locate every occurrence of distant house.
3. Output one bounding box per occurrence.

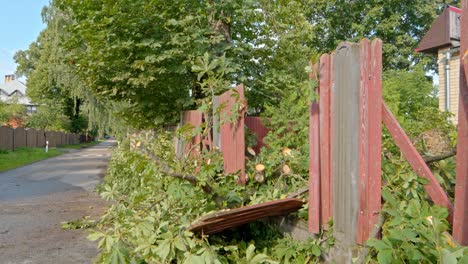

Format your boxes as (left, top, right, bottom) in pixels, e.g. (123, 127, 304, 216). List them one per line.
(416, 5, 461, 124)
(0, 74, 37, 114)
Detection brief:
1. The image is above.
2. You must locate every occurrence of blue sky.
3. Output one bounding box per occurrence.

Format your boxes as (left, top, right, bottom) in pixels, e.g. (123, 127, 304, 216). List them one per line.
(0, 0, 49, 77)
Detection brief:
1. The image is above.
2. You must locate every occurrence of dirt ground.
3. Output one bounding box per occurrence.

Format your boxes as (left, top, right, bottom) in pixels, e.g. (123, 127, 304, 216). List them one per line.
(0, 189, 109, 264)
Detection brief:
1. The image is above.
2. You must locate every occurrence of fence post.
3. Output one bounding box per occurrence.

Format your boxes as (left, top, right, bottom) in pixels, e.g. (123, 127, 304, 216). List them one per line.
(453, 0, 468, 245)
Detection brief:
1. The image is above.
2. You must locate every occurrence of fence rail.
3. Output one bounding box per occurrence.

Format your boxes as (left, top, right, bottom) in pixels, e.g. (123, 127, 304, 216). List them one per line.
(0, 126, 83, 151)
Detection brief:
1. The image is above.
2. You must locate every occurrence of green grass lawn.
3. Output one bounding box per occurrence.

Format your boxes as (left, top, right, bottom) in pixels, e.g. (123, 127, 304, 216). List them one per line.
(59, 141, 100, 149)
(0, 147, 63, 172)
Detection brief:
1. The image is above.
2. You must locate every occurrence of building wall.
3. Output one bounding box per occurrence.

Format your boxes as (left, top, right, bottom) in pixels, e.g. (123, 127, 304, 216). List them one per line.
(438, 47, 460, 124)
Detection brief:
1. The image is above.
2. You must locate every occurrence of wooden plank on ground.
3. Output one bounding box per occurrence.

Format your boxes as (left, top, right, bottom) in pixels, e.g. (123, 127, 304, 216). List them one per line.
(382, 102, 454, 216)
(309, 61, 321, 233)
(189, 198, 305, 235)
(319, 54, 332, 228)
(453, 0, 468, 245)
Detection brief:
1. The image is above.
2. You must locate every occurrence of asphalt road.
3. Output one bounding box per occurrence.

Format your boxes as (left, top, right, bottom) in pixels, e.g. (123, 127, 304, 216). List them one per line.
(0, 140, 115, 263)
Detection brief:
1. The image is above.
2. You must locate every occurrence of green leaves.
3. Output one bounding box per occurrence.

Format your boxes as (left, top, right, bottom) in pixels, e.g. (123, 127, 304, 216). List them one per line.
(192, 52, 220, 82)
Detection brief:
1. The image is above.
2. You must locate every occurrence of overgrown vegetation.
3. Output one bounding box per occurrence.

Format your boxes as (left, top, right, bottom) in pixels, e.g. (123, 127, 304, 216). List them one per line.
(87, 66, 468, 263)
(0, 147, 62, 172)
(13, 0, 468, 262)
(89, 131, 333, 263)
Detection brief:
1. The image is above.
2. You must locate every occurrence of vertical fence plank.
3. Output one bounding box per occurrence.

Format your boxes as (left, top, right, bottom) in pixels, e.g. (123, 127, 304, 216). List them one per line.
(245, 117, 268, 154)
(14, 128, 26, 149)
(0, 126, 13, 150)
(309, 62, 321, 233)
(332, 43, 361, 253)
(357, 39, 383, 244)
(319, 54, 332, 228)
(183, 110, 203, 156)
(37, 130, 45, 147)
(357, 39, 371, 244)
(368, 39, 383, 240)
(219, 85, 246, 184)
(26, 129, 38, 147)
(453, 0, 468, 245)
(212, 96, 221, 149)
(382, 102, 454, 215)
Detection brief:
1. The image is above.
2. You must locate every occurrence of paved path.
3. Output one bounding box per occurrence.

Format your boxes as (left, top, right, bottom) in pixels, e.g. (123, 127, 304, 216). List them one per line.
(0, 140, 115, 264)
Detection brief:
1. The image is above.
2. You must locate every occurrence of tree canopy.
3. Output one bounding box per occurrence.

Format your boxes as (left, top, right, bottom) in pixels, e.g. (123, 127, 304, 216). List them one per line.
(15, 0, 459, 129)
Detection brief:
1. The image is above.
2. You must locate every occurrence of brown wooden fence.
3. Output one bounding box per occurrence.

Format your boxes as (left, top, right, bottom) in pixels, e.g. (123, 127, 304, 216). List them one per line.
(0, 126, 81, 151)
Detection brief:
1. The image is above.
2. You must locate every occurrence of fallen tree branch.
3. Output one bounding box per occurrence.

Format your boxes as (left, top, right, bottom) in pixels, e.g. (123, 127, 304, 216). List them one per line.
(141, 147, 215, 195)
(423, 148, 457, 164)
(287, 186, 309, 198)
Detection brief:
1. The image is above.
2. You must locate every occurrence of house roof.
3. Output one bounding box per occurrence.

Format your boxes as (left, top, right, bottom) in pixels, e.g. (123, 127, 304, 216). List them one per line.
(0, 80, 33, 105)
(0, 80, 27, 96)
(416, 6, 461, 54)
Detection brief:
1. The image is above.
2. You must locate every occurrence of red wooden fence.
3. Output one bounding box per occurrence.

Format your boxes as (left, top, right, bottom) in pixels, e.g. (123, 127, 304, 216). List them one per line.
(309, 40, 383, 245)
(218, 85, 246, 184)
(182, 86, 247, 183)
(453, 0, 468, 245)
(308, 37, 458, 248)
(183, 110, 203, 156)
(245, 116, 268, 154)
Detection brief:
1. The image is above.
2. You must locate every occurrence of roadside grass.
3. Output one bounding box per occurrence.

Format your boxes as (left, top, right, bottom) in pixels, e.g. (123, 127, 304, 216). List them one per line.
(0, 147, 63, 172)
(59, 141, 100, 149)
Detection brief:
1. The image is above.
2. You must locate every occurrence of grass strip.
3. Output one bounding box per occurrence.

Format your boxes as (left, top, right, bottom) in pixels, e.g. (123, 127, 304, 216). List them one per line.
(0, 147, 63, 172)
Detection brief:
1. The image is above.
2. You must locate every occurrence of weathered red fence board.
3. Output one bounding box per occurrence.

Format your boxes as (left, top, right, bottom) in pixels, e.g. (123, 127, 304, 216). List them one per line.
(453, 0, 468, 245)
(331, 42, 361, 250)
(382, 102, 454, 215)
(357, 39, 382, 244)
(218, 85, 246, 184)
(309, 62, 321, 233)
(319, 54, 332, 228)
(183, 110, 203, 156)
(245, 116, 268, 154)
(189, 198, 305, 235)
